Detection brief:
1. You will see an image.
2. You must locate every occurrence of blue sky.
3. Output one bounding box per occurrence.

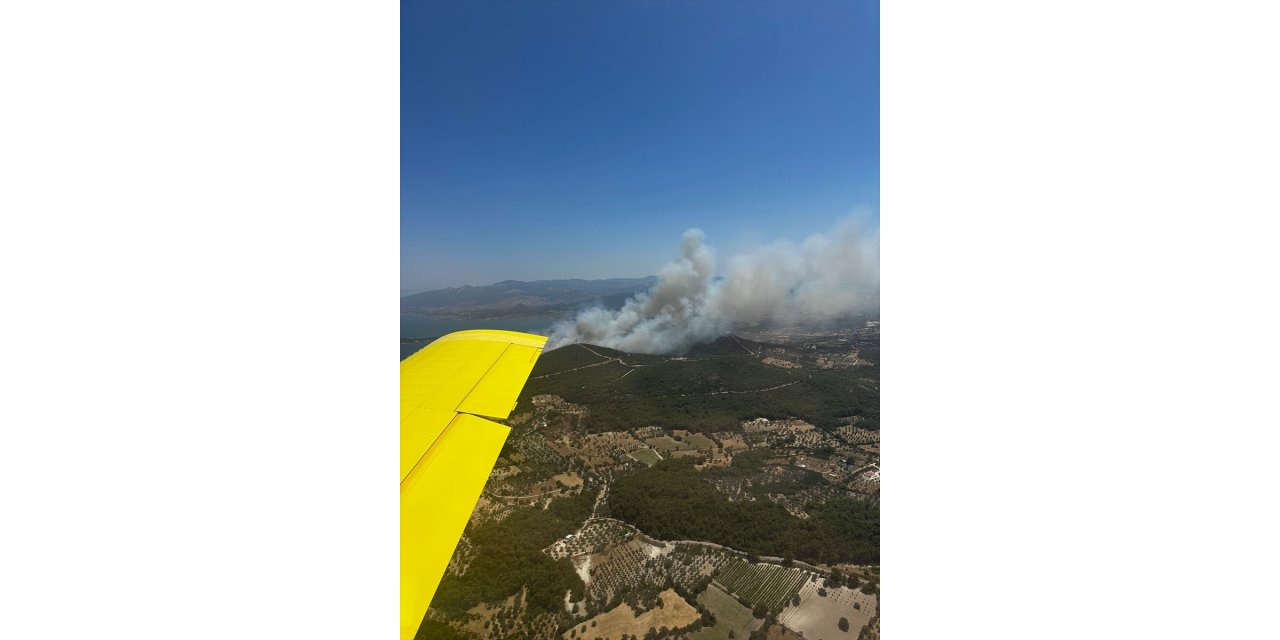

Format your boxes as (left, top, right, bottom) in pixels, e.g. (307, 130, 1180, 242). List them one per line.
(402, 0, 878, 290)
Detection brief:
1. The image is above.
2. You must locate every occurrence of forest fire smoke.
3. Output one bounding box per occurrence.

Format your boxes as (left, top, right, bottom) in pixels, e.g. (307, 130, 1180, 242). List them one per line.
(547, 214, 879, 354)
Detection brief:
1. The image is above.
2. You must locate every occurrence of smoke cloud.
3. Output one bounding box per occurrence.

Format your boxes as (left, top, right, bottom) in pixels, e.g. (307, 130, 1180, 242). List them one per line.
(547, 214, 879, 354)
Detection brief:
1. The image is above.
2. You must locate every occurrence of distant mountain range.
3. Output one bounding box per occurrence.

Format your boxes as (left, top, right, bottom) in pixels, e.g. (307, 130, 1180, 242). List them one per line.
(401, 277, 657, 319)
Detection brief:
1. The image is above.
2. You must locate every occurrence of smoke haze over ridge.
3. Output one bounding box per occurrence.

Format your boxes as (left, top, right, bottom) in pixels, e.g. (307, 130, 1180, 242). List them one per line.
(547, 214, 880, 354)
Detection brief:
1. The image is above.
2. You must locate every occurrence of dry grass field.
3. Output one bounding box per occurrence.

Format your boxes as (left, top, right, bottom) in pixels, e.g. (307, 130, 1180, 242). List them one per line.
(462, 592, 520, 636)
(714, 433, 749, 451)
(552, 472, 584, 489)
(776, 581, 876, 640)
(562, 589, 698, 640)
(762, 357, 801, 369)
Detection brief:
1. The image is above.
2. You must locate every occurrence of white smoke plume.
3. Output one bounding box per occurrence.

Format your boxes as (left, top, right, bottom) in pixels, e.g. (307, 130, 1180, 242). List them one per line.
(547, 214, 879, 354)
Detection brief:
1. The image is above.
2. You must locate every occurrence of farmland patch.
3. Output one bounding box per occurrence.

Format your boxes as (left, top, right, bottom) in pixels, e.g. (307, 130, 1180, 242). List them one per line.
(562, 589, 699, 640)
(689, 583, 758, 640)
(714, 559, 808, 615)
(552, 472, 584, 489)
(628, 448, 662, 467)
(646, 436, 693, 453)
(686, 433, 716, 449)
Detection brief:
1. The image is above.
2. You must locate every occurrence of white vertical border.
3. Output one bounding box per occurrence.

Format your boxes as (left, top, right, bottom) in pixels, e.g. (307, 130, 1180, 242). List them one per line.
(884, 1, 1280, 638)
(1, 1, 399, 638)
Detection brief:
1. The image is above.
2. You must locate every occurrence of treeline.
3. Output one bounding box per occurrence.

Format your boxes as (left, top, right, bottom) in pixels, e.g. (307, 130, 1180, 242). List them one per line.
(753, 468, 827, 495)
(414, 618, 476, 640)
(610, 460, 878, 565)
(521, 362, 878, 435)
(429, 489, 596, 617)
(702, 449, 770, 479)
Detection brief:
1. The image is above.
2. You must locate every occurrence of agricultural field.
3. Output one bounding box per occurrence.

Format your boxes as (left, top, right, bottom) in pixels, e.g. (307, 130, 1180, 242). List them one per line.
(546, 519, 636, 560)
(563, 589, 699, 640)
(762, 356, 801, 369)
(685, 433, 716, 449)
(489, 425, 569, 495)
(573, 536, 735, 612)
(776, 581, 877, 640)
(833, 425, 880, 446)
(714, 559, 809, 615)
(662, 544, 734, 591)
(633, 426, 666, 440)
(583, 537, 666, 609)
(646, 436, 694, 453)
(556, 472, 584, 486)
(765, 426, 842, 452)
(689, 583, 758, 640)
(670, 449, 705, 460)
(577, 431, 644, 468)
(713, 432, 749, 451)
(628, 448, 662, 467)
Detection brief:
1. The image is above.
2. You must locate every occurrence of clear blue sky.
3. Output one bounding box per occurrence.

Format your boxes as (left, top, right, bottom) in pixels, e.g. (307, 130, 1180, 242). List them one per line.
(402, 0, 878, 290)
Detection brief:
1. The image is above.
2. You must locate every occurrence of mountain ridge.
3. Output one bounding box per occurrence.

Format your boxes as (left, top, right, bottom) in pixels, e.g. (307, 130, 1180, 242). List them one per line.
(401, 276, 657, 320)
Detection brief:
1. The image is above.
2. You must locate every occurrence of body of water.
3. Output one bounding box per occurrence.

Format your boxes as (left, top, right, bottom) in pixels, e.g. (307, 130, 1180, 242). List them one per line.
(400, 315, 558, 360)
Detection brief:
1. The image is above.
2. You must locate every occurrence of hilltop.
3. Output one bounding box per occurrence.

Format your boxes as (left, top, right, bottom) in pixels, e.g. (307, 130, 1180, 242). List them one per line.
(521, 334, 879, 434)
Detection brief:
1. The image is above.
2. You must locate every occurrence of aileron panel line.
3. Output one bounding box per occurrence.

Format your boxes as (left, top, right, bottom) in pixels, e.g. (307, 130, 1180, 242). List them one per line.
(456, 343, 543, 418)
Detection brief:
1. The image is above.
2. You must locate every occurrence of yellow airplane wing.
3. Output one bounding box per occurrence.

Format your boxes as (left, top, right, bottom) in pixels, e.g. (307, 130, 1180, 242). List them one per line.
(400, 329, 548, 640)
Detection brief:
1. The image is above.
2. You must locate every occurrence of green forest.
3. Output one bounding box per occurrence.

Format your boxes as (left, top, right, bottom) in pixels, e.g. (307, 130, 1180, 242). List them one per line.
(521, 340, 879, 434)
(430, 489, 596, 616)
(611, 459, 879, 565)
